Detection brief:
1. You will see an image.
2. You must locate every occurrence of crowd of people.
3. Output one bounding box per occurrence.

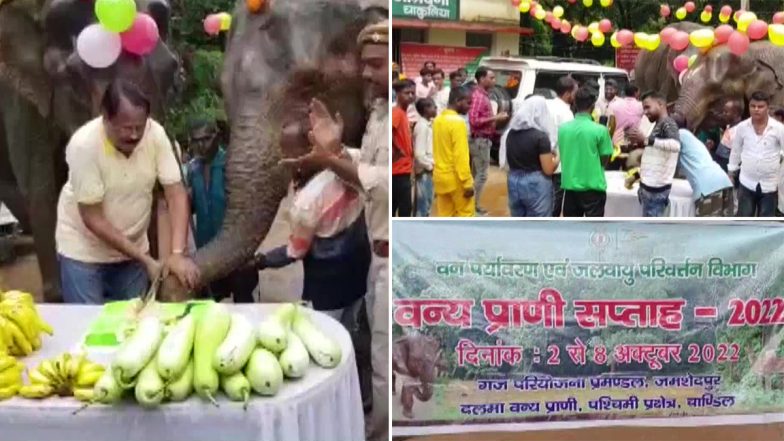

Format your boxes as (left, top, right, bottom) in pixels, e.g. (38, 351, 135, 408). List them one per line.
(392, 60, 784, 218)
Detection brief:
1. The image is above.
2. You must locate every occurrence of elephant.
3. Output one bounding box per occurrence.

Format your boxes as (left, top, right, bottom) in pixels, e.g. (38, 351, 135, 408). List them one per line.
(0, 0, 179, 301)
(160, 0, 388, 299)
(633, 22, 784, 132)
(392, 334, 447, 419)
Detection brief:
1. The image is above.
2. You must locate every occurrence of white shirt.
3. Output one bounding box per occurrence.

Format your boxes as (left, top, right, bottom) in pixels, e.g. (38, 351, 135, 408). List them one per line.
(434, 87, 450, 114)
(729, 117, 784, 193)
(546, 97, 574, 174)
(413, 118, 434, 174)
(640, 118, 681, 188)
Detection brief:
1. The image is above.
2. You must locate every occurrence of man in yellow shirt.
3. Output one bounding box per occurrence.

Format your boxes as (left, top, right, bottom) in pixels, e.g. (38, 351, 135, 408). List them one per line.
(433, 86, 475, 217)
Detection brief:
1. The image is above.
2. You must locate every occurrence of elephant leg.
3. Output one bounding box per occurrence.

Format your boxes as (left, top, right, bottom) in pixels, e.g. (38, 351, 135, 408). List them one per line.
(401, 384, 416, 418)
(0, 85, 62, 302)
(0, 134, 32, 233)
(413, 382, 434, 402)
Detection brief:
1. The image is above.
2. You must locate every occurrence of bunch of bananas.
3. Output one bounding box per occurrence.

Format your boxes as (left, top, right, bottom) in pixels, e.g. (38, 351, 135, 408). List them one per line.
(22, 353, 105, 401)
(0, 353, 24, 399)
(0, 290, 54, 356)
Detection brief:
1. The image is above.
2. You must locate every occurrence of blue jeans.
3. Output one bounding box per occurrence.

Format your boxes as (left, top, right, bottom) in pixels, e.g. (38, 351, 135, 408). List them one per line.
(507, 169, 554, 217)
(737, 183, 777, 217)
(638, 187, 671, 217)
(415, 172, 433, 217)
(59, 254, 149, 304)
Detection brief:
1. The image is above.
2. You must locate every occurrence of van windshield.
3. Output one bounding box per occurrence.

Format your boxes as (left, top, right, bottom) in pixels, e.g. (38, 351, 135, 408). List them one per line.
(533, 71, 573, 98)
(494, 70, 523, 99)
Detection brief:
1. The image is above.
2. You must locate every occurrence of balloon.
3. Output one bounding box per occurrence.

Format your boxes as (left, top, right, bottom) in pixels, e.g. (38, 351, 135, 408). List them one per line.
(591, 32, 605, 47)
(728, 30, 750, 55)
(669, 31, 690, 51)
(545, 11, 554, 23)
(218, 12, 232, 31)
(689, 29, 714, 48)
(582, 0, 593, 7)
(688, 54, 698, 67)
(247, 0, 265, 13)
(203, 14, 221, 35)
(673, 55, 689, 73)
(720, 5, 732, 17)
(737, 12, 757, 32)
(599, 19, 612, 33)
(588, 22, 599, 34)
(700, 11, 712, 23)
(769, 24, 784, 46)
(77, 24, 122, 68)
(715, 24, 734, 43)
(633, 32, 647, 48)
(645, 34, 661, 51)
(704, 5, 713, 13)
(568, 0, 576, 3)
(660, 27, 676, 44)
(519, 2, 531, 12)
(719, 13, 730, 23)
(617, 29, 634, 46)
(733, 10, 744, 23)
(551, 19, 561, 31)
(675, 7, 687, 20)
(553, 5, 564, 18)
(660, 5, 671, 18)
(684, 1, 696, 13)
(95, 0, 137, 33)
(747, 20, 768, 40)
(575, 27, 589, 42)
(571, 25, 580, 39)
(120, 13, 159, 56)
(511, 0, 521, 6)
(561, 20, 572, 34)
(534, 7, 546, 20)
(610, 32, 621, 48)
(774, 12, 784, 25)
(600, 0, 613, 7)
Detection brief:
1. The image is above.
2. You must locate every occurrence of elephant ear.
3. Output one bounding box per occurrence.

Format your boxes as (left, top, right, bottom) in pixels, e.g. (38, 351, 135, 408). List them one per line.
(745, 42, 784, 104)
(0, 3, 52, 118)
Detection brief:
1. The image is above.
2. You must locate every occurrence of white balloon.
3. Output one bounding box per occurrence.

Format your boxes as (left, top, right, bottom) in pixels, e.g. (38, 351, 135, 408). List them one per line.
(77, 24, 122, 68)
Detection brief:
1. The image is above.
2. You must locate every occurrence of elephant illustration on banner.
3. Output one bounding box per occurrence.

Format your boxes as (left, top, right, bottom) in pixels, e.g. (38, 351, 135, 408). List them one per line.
(0, 0, 179, 302)
(634, 21, 784, 132)
(392, 333, 447, 419)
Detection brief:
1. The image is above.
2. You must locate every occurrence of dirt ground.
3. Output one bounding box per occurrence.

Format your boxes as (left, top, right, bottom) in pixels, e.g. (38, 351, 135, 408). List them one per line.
(479, 165, 512, 217)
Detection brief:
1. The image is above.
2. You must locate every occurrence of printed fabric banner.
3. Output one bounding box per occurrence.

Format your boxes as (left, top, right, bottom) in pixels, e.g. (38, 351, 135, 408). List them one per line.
(391, 220, 784, 436)
(400, 43, 487, 83)
(616, 46, 641, 73)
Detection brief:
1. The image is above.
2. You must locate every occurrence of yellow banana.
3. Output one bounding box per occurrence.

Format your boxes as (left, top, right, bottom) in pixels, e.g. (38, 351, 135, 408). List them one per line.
(18, 384, 54, 399)
(34, 315, 54, 336)
(76, 369, 104, 388)
(0, 366, 22, 386)
(38, 360, 61, 383)
(0, 325, 8, 354)
(73, 387, 94, 402)
(66, 353, 85, 380)
(0, 355, 16, 372)
(0, 291, 34, 305)
(0, 383, 19, 400)
(0, 305, 35, 342)
(54, 353, 70, 380)
(1, 319, 31, 356)
(28, 368, 53, 386)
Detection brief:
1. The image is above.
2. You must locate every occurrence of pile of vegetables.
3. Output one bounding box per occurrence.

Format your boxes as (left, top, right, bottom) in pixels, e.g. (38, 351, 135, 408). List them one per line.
(0, 290, 54, 356)
(95, 302, 341, 408)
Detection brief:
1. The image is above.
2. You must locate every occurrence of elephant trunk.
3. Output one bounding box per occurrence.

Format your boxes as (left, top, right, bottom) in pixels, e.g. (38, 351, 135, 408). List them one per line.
(674, 85, 700, 131)
(191, 88, 289, 285)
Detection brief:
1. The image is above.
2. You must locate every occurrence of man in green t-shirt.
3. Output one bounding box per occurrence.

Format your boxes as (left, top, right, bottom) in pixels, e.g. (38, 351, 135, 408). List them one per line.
(558, 87, 614, 217)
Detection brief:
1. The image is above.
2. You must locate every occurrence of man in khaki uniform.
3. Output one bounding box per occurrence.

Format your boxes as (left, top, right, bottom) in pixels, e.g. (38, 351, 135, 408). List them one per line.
(282, 19, 389, 441)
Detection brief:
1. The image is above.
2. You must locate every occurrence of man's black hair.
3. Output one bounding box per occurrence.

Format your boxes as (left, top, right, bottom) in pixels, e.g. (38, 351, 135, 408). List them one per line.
(555, 76, 577, 97)
(393, 79, 416, 93)
(574, 87, 597, 112)
(474, 66, 491, 82)
(102, 80, 151, 118)
(641, 91, 667, 104)
(415, 98, 436, 117)
(449, 86, 472, 106)
(624, 83, 639, 97)
(750, 91, 771, 104)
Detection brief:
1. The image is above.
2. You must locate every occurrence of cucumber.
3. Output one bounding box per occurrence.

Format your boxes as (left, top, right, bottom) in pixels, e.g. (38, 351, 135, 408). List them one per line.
(112, 316, 164, 388)
(245, 347, 283, 396)
(157, 314, 195, 381)
(213, 313, 256, 375)
(193, 303, 231, 406)
(134, 358, 165, 408)
(257, 303, 296, 354)
(292, 309, 342, 368)
(93, 369, 123, 404)
(165, 358, 194, 402)
(278, 331, 309, 378)
(221, 371, 251, 410)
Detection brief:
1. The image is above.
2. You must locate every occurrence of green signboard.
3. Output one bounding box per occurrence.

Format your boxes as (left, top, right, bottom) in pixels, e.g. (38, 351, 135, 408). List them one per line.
(392, 0, 459, 21)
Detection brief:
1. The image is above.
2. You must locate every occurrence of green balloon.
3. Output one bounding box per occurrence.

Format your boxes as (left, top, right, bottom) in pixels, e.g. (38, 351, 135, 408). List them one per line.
(95, 0, 137, 33)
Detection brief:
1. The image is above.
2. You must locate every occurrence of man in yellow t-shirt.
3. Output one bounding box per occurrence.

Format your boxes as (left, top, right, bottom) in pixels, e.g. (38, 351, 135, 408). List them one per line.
(433, 86, 475, 217)
(55, 80, 199, 303)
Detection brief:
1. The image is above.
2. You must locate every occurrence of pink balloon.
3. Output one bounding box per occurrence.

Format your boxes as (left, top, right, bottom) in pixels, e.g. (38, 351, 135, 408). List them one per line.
(728, 31, 750, 55)
(617, 29, 634, 46)
(748, 20, 769, 40)
(545, 11, 554, 23)
(720, 5, 732, 16)
(685, 1, 696, 13)
(551, 20, 561, 31)
(660, 4, 671, 18)
(774, 12, 784, 24)
(121, 13, 159, 56)
(704, 5, 713, 13)
(670, 31, 690, 51)
(511, 0, 521, 6)
(561, 22, 572, 34)
(599, 19, 612, 33)
(203, 14, 221, 36)
(673, 55, 689, 73)
(575, 27, 589, 42)
(660, 27, 677, 44)
(715, 24, 734, 43)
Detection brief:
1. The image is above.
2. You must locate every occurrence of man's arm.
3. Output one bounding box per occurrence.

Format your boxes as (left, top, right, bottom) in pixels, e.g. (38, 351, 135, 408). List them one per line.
(78, 203, 153, 266)
(728, 126, 743, 173)
(162, 183, 190, 254)
(413, 122, 433, 171)
(649, 119, 681, 152)
(468, 95, 497, 128)
(454, 122, 474, 190)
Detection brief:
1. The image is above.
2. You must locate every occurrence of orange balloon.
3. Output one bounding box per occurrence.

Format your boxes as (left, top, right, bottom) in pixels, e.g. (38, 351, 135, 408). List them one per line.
(247, 0, 265, 13)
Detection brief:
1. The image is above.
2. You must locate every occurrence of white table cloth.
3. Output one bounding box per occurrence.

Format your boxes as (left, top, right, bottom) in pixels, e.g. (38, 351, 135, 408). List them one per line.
(604, 171, 696, 217)
(0, 304, 364, 441)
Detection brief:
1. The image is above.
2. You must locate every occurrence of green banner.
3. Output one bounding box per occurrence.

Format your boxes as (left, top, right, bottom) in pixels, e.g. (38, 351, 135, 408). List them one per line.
(392, 220, 784, 435)
(392, 0, 459, 21)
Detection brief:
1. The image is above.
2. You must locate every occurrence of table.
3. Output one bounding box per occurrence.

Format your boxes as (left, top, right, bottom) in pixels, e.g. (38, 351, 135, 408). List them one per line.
(605, 171, 696, 217)
(0, 304, 364, 441)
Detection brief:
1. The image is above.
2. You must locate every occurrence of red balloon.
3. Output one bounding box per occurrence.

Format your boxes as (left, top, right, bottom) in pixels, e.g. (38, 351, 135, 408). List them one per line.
(670, 31, 690, 51)
(720, 5, 732, 16)
(774, 12, 784, 25)
(728, 30, 750, 55)
(660, 4, 671, 18)
(568, 0, 576, 3)
(684, 1, 696, 13)
(575, 27, 589, 42)
(545, 11, 554, 22)
(748, 20, 769, 40)
(561, 22, 572, 33)
(660, 27, 677, 44)
(673, 55, 689, 73)
(599, 19, 612, 33)
(511, 0, 521, 6)
(551, 20, 561, 31)
(704, 5, 713, 13)
(617, 29, 634, 46)
(715, 24, 734, 43)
